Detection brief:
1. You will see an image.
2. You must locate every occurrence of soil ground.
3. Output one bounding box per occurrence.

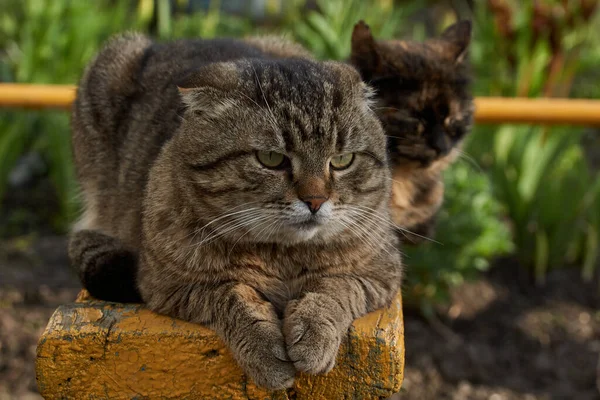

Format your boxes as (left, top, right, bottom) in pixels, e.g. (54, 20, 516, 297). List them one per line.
(1, 235, 599, 399)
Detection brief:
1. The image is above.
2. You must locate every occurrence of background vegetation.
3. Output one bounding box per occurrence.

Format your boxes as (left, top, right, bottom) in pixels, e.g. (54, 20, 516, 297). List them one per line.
(1, 0, 598, 313)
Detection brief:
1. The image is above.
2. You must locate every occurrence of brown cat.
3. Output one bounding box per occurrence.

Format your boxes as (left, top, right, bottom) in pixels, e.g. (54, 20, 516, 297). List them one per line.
(69, 34, 402, 390)
(350, 20, 474, 244)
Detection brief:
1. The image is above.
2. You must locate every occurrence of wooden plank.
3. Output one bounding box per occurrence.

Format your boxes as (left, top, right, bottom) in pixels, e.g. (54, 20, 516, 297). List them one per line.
(36, 290, 405, 399)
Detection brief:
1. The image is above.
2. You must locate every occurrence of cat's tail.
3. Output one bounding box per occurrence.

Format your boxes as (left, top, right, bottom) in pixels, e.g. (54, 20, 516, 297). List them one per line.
(69, 230, 143, 303)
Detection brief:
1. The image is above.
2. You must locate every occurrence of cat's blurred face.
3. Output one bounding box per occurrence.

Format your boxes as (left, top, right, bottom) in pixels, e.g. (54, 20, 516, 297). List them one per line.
(371, 61, 473, 167)
(350, 20, 474, 167)
(171, 59, 391, 245)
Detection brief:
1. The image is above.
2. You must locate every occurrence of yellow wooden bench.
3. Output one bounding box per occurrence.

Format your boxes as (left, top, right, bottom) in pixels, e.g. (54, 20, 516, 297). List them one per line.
(36, 290, 404, 399)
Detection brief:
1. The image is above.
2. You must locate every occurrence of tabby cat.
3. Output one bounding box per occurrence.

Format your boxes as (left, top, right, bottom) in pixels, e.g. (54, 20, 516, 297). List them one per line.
(69, 34, 402, 390)
(350, 20, 474, 244)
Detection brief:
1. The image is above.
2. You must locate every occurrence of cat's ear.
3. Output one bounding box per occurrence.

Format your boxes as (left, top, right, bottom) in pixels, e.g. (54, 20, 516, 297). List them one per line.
(323, 61, 362, 84)
(323, 61, 375, 111)
(350, 20, 382, 80)
(176, 62, 240, 110)
(438, 20, 472, 64)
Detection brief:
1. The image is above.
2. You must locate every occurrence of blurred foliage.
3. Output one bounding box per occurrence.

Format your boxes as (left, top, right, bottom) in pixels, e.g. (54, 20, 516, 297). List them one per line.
(468, 0, 600, 285)
(152, 0, 253, 39)
(404, 161, 514, 314)
(0, 0, 145, 230)
(0, 0, 599, 309)
(285, 0, 420, 60)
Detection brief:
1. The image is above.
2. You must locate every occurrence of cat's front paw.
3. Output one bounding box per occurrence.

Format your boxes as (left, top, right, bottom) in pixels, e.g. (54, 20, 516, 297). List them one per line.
(283, 295, 343, 375)
(237, 320, 296, 390)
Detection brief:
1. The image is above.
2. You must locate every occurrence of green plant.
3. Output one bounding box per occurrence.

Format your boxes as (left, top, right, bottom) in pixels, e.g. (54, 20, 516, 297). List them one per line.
(404, 160, 514, 314)
(468, 124, 600, 284)
(0, 0, 254, 231)
(287, 0, 421, 60)
(0, 0, 145, 230)
(153, 0, 254, 40)
(467, 1, 600, 283)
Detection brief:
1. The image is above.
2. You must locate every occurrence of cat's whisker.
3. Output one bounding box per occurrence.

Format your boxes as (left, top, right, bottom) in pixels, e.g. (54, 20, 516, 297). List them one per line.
(345, 204, 442, 245)
(339, 210, 389, 250)
(346, 209, 418, 250)
(227, 217, 281, 258)
(264, 218, 283, 243)
(456, 149, 483, 173)
(185, 213, 259, 248)
(342, 211, 396, 255)
(349, 211, 395, 244)
(343, 207, 409, 243)
(197, 213, 268, 246)
(190, 217, 267, 260)
(184, 203, 263, 242)
(190, 211, 264, 247)
(244, 216, 274, 244)
(255, 218, 279, 243)
(239, 91, 279, 135)
(344, 204, 400, 227)
(178, 179, 217, 184)
(341, 214, 394, 258)
(250, 216, 283, 244)
(176, 113, 190, 123)
(250, 63, 280, 134)
(336, 216, 377, 255)
(372, 106, 404, 112)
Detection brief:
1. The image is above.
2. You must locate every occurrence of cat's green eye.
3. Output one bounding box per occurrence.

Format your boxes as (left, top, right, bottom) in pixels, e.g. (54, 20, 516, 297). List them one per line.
(256, 151, 287, 169)
(330, 153, 355, 170)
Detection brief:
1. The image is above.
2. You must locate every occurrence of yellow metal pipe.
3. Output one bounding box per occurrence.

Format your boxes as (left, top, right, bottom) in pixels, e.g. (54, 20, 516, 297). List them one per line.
(1, 83, 600, 126)
(473, 97, 600, 126)
(0, 83, 76, 110)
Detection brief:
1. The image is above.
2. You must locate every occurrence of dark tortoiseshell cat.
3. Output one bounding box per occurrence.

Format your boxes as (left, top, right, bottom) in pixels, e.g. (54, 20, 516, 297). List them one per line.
(350, 20, 474, 243)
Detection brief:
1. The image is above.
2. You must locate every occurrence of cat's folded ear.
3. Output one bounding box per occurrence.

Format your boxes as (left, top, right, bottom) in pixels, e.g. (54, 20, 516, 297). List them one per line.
(350, 20, 382, 80)
(322, 61, 375, 110)
(323, 61, 362, 84)
(177, 62, 240, 110)
(438, 20, 472, 64)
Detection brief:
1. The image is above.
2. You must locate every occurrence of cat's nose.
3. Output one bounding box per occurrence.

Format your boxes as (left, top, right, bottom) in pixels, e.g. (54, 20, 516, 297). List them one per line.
(300, 196, 328, 214)
(296, 176, 330, 214)
(429, 126, 450, 155)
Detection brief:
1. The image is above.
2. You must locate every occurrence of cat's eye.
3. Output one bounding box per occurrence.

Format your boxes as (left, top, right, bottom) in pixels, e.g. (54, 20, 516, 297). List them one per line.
(256, 151, 287, 169)
(330, 153, 355, 170)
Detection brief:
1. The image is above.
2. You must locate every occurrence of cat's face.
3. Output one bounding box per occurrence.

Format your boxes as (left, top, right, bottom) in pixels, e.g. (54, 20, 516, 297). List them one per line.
(351, 20, 474, 168)
(169, 59, 390, 245)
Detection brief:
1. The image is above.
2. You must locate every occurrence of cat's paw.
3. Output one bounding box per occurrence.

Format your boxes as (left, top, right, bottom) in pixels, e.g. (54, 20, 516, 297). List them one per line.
(238, 320, 296, 390)
(283, 296, 343, 375)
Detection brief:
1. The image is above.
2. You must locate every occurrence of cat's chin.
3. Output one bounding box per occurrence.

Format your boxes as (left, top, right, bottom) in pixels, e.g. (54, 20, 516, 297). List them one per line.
(240, 220, 348, 246)
(283, 220, 352, 245)
(285, 227, 321, 244)
(263, 224, 322, 245)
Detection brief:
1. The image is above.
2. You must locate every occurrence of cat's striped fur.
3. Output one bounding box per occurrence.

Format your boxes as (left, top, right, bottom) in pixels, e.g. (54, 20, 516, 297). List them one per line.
(69, 34, 402, 390)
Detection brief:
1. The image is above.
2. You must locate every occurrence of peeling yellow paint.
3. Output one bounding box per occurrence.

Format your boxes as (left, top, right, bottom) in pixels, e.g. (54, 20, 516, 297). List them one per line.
(36, 291, 404, 399)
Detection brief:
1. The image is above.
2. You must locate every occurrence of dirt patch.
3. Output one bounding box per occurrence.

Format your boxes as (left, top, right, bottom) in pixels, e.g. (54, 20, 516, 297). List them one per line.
(1, 237, 599, 399)
(402, 259, 600, 400)
(0, 235, 80, 399)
